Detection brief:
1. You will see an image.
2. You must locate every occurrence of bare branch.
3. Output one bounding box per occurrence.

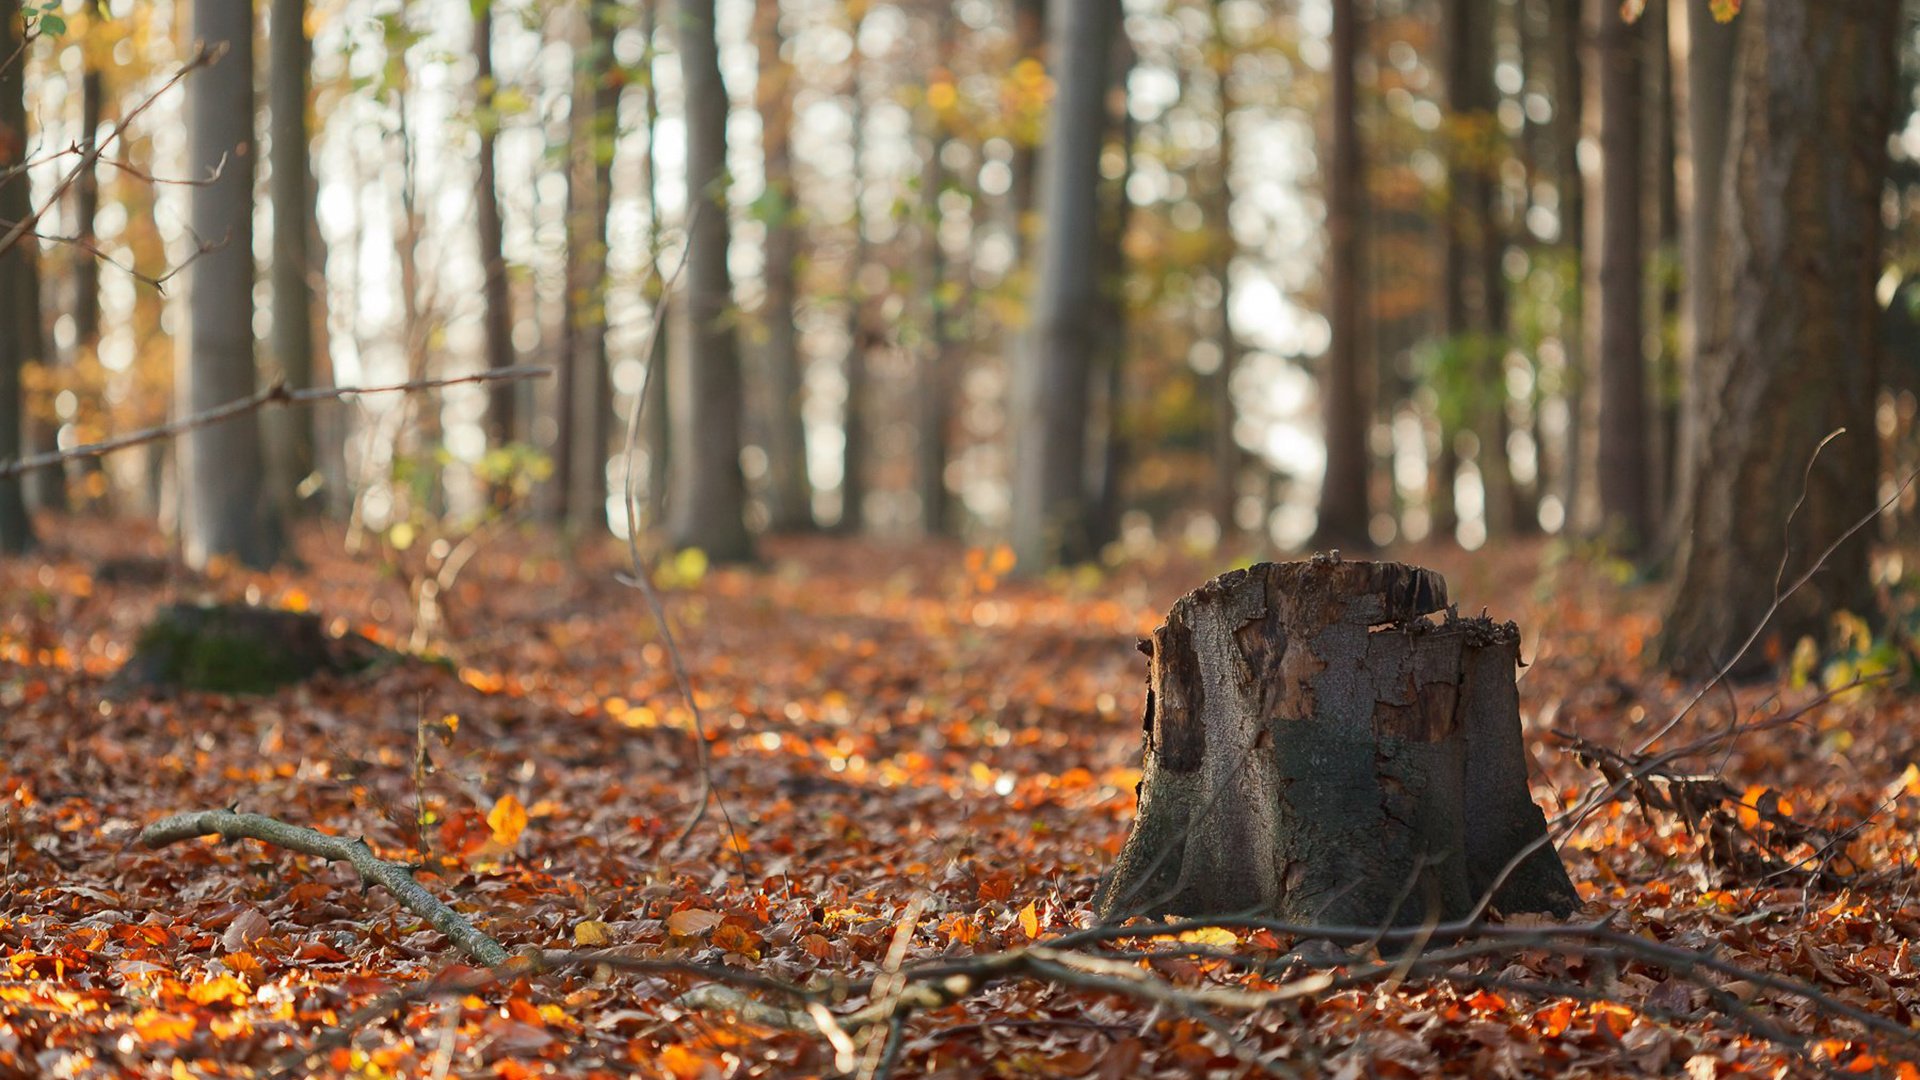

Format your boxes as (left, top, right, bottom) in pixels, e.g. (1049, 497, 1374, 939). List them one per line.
(0, 43, 223, 258)
(138, 809, 509, 966)
(0, 365, 550, 480)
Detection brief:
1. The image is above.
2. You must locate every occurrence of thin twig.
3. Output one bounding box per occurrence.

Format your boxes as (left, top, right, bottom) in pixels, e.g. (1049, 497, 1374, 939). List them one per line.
(0, 44, 222, 257)
(611, 208, 747, 867)
(0, 365, 550, 480)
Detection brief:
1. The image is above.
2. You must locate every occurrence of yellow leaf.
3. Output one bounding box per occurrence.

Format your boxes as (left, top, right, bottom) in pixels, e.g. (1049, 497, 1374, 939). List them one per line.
(487, 794, 529, 847)
(573, 919, 611, 946)
(1019, 900, 1040, 939)
(1175, 926, 1238, 948)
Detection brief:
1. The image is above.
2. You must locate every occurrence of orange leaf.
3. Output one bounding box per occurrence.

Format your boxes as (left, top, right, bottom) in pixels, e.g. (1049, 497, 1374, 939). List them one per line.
(666, 908, 724, 937)
(1537, 1000, 1574, 1038)
(1019, 900, 1040, 939)
(133, 1010, 196, 1043)
(487, 793, 529, 847)
(978, 874, 1014, 903)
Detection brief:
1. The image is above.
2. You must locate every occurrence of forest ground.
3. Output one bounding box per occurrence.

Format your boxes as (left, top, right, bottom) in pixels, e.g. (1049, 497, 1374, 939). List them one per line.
(3, 518, 1919, 1078)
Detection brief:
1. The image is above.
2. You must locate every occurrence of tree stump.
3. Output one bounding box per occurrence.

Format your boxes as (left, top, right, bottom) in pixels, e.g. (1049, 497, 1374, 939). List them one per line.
(112, 604, 389, 695)
(1095, 557, 1577, 926)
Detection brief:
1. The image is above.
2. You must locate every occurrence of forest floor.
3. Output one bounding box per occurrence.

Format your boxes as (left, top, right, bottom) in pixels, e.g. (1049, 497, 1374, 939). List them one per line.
(4, 518, 1920, 1078)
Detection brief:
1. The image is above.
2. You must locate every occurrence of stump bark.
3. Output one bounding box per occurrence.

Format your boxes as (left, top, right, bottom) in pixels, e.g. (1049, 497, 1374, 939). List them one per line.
(1095, 557, 1577, 926)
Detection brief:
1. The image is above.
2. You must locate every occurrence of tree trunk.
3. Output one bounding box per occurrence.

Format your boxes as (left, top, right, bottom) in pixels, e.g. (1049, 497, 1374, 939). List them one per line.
(1663, 0, 1736, 553)
(1085, 29, 1135, 553)
(267, 0, 316, 520)
(1583, 0, 1650, 553)
(474, 2, 516, 449)
(1437, 0, 1514, 542)
(0, 0, 37, 552)
(640, 0, 669, 525)
(572, 0, 619, 531)
(1096, 558, 1577, 926)
(1315, 0, 1368, 549)
(1548, 0, 1585, 528)
(1205, 1, 1242, 540)
(180, 0, 278, 569)
(667, 0, 753, 561)
(1660, 0, 1896, 675)
(914, 14, 954, 538)
(1006, 0, 1046, 261)
(757, 0, 813, 533)
(60, 64, 107, 512)
(838, 9, 869, 535)
(1010, 0, 1117, 570)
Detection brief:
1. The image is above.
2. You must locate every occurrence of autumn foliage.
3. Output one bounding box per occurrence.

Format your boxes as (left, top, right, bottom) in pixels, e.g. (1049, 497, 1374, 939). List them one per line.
(3, 521, 1920, 1076)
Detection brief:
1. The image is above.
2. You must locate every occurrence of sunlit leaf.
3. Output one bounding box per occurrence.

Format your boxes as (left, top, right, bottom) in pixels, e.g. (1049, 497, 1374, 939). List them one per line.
(666, 908, 724, 937)
(487, 793, 529, 847)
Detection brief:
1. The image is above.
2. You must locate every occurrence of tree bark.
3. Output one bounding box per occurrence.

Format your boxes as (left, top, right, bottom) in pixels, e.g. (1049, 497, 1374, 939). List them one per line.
(640, 0, 669, 525)
(1548, 0, 1585, 528)
(1582, 0, 1650, 552)
(572, 0, 619, 531)
(1315, 0, 1369, 550)
(267, 0, 317, 519)
(1663, 0, 1736, 554)
(180, 0, 278, 569)
(1097, 558, 1577, 926)
(1006, 0, 1047, 261)
(1205, 1, 1243, 540)
(474, 2, 516, 449)
(1086, 28, 1135, 553)
(1660, 0, 1896, 675)
(914, 14, 954, 538)
(1010, 0, 1117, 570)
(837, 7, 869, 535)
(756, 0, 813, 533)
(667, 0, 753, 561)
(0, 0, 36, 551)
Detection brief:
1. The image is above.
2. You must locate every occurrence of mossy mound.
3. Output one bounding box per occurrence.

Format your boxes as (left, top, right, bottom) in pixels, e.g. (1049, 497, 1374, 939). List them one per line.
(113, 604, 390, 695)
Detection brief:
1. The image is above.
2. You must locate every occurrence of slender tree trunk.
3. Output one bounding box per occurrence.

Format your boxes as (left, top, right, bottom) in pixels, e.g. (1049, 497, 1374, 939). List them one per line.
(756, 0, 813, 533)
(914, 13, 955, 537)
(268, 0, 316, 519)
(1548, 0, 1585, 529)
(839, 15, 869, 534)
(1086, 28, 1135, 553)
(640, 0, 669, 524)
(60, 64, 107, 511)
(180, 0, 278, 568)
(1006, 0, 1047, 260)
(1315, 0, 1369, 549)
(1206, 1, 1242, 538)
(1440, 0, 1511, 541)
(1583, 0, 1650, 553)
(1663, 0, 1736, 553)
(0, 0, 37, 551)
(667, 0, 753, 560)
(1010, 0, 1117, 570)
(1645, 1, 1679, 536)
(474, 2, 516, 449)
(1661, 0, 1896, 675)
(572, 0, 619, 531)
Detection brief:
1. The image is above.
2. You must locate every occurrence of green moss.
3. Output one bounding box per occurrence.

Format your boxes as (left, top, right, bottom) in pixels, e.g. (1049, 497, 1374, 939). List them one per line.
(134, 622, 305, 694)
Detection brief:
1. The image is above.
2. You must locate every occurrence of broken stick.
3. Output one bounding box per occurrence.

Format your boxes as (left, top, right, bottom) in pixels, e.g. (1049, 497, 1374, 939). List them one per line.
(139, 809, 509, 966)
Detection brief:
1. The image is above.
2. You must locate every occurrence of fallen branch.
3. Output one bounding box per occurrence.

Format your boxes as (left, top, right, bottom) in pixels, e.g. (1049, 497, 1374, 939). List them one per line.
(0, 365, 550, 481)
(137, 809, 509, 966)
